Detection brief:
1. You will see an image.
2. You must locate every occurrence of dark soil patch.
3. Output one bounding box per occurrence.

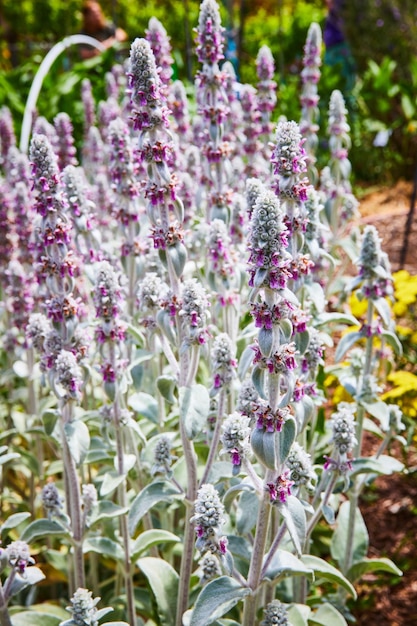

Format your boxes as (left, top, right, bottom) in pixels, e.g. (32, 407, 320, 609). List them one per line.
(351, 434, 417, 626)
(346, 184, 417, 625)
(358, 179, 417, 273)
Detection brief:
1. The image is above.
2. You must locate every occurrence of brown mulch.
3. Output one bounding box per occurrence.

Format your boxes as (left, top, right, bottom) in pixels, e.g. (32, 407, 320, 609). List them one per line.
(346, 181, 417, 625)
(351, 434, 417, 626)
(358, 179, 417, 274)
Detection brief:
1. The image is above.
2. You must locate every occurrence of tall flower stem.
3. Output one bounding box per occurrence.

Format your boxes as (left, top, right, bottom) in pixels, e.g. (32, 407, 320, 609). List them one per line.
(60, 402, 85, 592)
(242, 483, 272, 626)
(343, 302, 374, 575)
(114, 400, 136, 626)
(175, 421, 198, 626)
(200, 388, 226, 486)
(0, 582, 12, 626)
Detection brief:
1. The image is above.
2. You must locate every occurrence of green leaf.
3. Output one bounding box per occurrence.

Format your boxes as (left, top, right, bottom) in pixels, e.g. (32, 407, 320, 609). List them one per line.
(223, 482, 257, 510)
(295, 330, 310, 356)
(13, 360, 29, 378)
(309, 603, 348, 626)
(1, 512, 31, 535)
(251, 417, 296, 471)
(131, 529, 180, 560)
(287, 604, 310, 626)
(157, 375, 177, 403)
(129, 392, 159, 423)
(360, 400, 390, 427)
(100, 470, 126, 497)
(301, 555, 357, 599)
(89, 500, 129, 526)
(9, 567, 45, 598)
(42, 410, 59, 436)
(0, 451, 20, 465)
(330, 501, 368, 567)
(401, 93, 415, 119)
(373, 297, 392, 326)
(11, 612, 62, 626)
(83, 536, 124, 561)
(64, 420, 90, 465)
(263, 549, 313, 583)
(279, 319, 293, 342)
(128, 482, 182, 536)
(279, 495, 306, 557)
(189, 576, 250, 626)
(347, 557, 402, 583)
(315, 312, 359, 327)
(180, 385, 210, 439)
(137, 557, 179, 626)
(350, 455, 404, 478)
(20, 519, 69, 543)
(236, 490, 259, 535)
(335, 332, 362, 362)
(381, 330, 403, 356)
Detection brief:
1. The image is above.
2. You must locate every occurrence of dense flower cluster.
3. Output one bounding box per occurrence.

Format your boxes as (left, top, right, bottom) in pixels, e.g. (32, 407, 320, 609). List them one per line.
(220, 412, 251, 467)
(192, 484, 228, 557)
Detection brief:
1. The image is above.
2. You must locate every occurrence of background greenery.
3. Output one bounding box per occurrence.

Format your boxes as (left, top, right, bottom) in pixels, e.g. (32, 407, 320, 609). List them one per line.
(1, 0, 417, 183)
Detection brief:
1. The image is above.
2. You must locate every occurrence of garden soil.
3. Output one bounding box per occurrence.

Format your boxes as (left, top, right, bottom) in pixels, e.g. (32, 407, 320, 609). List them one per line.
(348, 180, 417, 626)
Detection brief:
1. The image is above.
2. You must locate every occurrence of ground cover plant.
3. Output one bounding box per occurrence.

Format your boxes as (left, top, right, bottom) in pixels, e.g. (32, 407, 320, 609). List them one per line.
(0, 1, 412, 625)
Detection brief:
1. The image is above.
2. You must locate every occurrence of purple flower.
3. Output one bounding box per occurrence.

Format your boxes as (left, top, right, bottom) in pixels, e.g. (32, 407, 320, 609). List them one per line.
(196, 0, 225, 66)
(266, 471, 293, 504)
(53, 112, 78, 170)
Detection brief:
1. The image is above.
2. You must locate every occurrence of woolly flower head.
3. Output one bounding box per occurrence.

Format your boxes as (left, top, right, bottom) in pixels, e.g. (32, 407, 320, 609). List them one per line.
(196, 0, 225, 66)
(192, 483, 225, 534)
(151, 435, 178, 476)
(29, 133, 59, 190)
(128, 38, 169, 132)
(330, 403, 357, 457)
(93, 261, 122, 321)
(26, 312, 51, 352)
(5, 541, 34, 573)
(328, 89, 350, 135)
(82, 484, 98, 516)
(248, 189, 290, 290)
(286, 442, 315, 491)
(211, 332, 237, 391)
(137, 272, 168, 312)
(191, 484, 227, 556)
(260, 600, 289, 625)
(237, 377, 259, 416)
(65, 588, 100, 626)
(197, 551, 222, 585)
(129, 38, 161, 105)
(42, 482, 64, 518)
(220, 412, 251, 467)
(256, 45, 275, 82)
(303, 22, 322, 65)
(358, 225, 384, 279)
(246, 177, 266, 218)
(146, 17, 173, 86)
(55, 349, 83, 400)
(272, 120, 307, 178)
(179, 279, 210, 340)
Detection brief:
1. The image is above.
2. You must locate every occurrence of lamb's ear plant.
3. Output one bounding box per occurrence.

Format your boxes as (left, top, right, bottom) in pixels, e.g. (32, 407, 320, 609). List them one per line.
(0, 1, 409, 625)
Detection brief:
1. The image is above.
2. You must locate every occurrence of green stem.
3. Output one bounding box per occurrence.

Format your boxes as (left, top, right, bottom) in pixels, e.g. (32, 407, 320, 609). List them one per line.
(344, 297, 375, 574)
(305, 471, 338, 549)
(199, 389, 226, 486)
(260, 521, 287, 579)
(0, 582, 12, 626)
(175, 420, 198, 626)
(60, 403, 85, 592)
(114, 400, 136, 626)
(242, 485, 272, 626)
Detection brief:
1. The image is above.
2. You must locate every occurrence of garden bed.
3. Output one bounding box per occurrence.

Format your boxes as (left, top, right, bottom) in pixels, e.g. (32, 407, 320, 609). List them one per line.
(353, 434, 417, 626)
